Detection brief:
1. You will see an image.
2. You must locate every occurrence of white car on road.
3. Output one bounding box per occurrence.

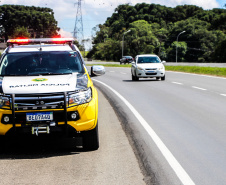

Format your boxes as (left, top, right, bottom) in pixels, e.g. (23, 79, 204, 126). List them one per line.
(131, 54, 166, 81)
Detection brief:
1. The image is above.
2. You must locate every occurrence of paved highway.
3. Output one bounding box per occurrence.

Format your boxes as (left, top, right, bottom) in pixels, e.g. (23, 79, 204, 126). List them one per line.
(93, 67, 226, 185)
(0, 90, 145, 185)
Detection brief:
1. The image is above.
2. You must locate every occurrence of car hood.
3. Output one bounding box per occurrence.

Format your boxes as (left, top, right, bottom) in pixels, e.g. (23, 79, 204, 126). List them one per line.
(0, 73, 87, 94)
(137, 63, 164, 69)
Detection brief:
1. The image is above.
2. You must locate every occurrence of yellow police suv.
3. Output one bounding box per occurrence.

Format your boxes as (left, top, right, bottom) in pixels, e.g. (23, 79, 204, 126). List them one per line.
(0, 38, 105, 150)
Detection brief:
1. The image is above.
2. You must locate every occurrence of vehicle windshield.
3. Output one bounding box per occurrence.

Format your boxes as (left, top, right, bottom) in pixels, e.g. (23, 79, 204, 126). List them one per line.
(0, 51, 84, 76)
(137, 56, 161, 64)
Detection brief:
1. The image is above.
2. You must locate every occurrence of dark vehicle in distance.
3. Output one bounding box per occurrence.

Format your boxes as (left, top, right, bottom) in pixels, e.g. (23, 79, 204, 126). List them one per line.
(120, 56, 134, 64)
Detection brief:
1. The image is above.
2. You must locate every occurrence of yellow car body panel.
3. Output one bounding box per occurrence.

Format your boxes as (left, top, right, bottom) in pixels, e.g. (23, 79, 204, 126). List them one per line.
(0, 84, 98, 135)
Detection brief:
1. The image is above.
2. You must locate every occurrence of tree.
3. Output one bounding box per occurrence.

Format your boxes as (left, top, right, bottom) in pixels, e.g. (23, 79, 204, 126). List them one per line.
(88, 3, 226, 62)
(171, 41, 187, 62)
(0, 5, 59, 41)
(92, 39, 121, 61)
(211, 39, 226, 62)
(127, 20, 159, 56)
(11, 26, 30, 38)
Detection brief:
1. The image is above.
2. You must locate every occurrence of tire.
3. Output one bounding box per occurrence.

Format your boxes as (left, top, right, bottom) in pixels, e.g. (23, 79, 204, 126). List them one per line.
(132, 72, 139, 81)
(161, 75, 165, 81)
(90, 67, 94, 76)
(135, 72, 139, 81)
(82, 122, 99, 150)
(132, 74, 136, 81)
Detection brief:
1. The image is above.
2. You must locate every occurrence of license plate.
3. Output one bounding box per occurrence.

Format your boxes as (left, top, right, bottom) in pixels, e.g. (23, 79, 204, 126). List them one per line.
(147, 71, 155, 73)
(26, 112, 53, 121)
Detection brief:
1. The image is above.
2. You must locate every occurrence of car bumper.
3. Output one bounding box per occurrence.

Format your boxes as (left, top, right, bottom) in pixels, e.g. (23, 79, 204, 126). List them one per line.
(136, 69, 165, 78)
(0, 87, 98, 136)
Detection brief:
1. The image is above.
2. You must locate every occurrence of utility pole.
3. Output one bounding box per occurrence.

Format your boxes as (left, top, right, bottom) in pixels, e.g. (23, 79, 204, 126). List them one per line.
(73, 0, 84, 50)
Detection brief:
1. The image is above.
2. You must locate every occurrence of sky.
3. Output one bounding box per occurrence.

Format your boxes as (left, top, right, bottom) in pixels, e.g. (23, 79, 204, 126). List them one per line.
(1, 0, 225, 49)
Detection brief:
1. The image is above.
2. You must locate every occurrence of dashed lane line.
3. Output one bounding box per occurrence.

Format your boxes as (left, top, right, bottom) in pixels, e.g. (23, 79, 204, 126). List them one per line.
(172, 82, 183, 85)
(192, 86, 207, 91)
(171, 82, 226, 97)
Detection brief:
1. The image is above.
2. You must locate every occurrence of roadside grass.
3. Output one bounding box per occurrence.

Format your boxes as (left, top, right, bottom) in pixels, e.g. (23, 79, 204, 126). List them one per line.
(86, 63, 226, 78)
(165, 66, 226, 77)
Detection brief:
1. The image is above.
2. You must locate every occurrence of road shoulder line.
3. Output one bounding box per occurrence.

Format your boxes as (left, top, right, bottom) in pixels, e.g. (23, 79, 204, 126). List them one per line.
(93, 79, 195, 185)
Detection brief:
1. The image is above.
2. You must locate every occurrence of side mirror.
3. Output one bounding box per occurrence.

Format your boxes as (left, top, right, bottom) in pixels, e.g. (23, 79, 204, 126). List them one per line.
(162, 61, 166, 64)
(90, 65, 105, 76)
(131, 61, 135, 65)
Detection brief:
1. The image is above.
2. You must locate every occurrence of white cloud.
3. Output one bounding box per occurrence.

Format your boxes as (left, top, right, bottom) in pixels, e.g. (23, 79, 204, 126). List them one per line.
(58, 29, 73, 38)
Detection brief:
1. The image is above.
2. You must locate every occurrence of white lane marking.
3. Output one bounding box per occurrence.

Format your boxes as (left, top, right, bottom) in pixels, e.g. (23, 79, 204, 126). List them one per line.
(172, 82, 183, 85)
(120, 72, 127, 75)
(93, 79, 195, 185)
(167, 71, 226, 80)
(192, 86, 207, 91)
(220, 94, 226, 97)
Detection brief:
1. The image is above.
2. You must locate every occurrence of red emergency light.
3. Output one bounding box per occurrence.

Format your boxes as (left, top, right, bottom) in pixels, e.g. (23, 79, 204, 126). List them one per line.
(7, 38, 75, 44)
(7, 39, 29, 43)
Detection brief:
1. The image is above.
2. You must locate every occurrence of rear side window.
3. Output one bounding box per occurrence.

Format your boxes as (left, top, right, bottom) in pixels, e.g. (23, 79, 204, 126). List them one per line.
(0, 51, 84, 76)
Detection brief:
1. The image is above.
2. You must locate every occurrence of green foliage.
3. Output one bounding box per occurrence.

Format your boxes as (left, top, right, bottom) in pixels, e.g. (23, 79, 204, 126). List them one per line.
(92, 38, 121, 61)
(211, 39, 226, 62)
(11, 26, 30, 38)
(0, 5, 59, 40)
(128, 20, 159, 55)
(89, 3, 226, 62)
(165, 66, 226, 77)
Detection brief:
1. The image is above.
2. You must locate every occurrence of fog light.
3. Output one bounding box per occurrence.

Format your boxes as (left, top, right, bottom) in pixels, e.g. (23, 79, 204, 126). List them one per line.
(4, 116, 9, 122)
(71, 112, 77, 119)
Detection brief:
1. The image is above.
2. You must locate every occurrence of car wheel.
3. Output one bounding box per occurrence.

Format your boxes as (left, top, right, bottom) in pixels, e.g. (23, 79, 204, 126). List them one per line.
(90, 67, 94, 76)
(132, 74, 136, 81)
(134, 73, 139, 81)
(161, 75, 165, 81)
(82, 122, 99, 150)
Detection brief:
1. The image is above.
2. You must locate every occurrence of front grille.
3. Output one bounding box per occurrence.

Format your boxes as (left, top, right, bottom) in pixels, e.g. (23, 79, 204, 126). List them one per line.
(145, 73, 157, 75)
(14, 93, 66, 111)
(0, 92, 69, 127)
(145, 68, 157, 70)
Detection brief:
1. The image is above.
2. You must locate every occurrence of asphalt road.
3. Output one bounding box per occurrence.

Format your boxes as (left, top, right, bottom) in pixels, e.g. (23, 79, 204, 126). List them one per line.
(92, 67, 226, 185)
(0, 90, 145, 185)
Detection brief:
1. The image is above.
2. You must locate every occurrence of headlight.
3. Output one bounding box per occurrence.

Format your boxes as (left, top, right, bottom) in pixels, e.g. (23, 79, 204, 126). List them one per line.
(158, 66, 164, 70)
(0, 95, 10, 108)
(137, 66, 144, 70)
(68, 87, 92, 106)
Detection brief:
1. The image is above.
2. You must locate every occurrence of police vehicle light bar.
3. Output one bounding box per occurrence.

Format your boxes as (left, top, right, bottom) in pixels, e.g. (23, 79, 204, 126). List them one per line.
(7, 38, 74, 44)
